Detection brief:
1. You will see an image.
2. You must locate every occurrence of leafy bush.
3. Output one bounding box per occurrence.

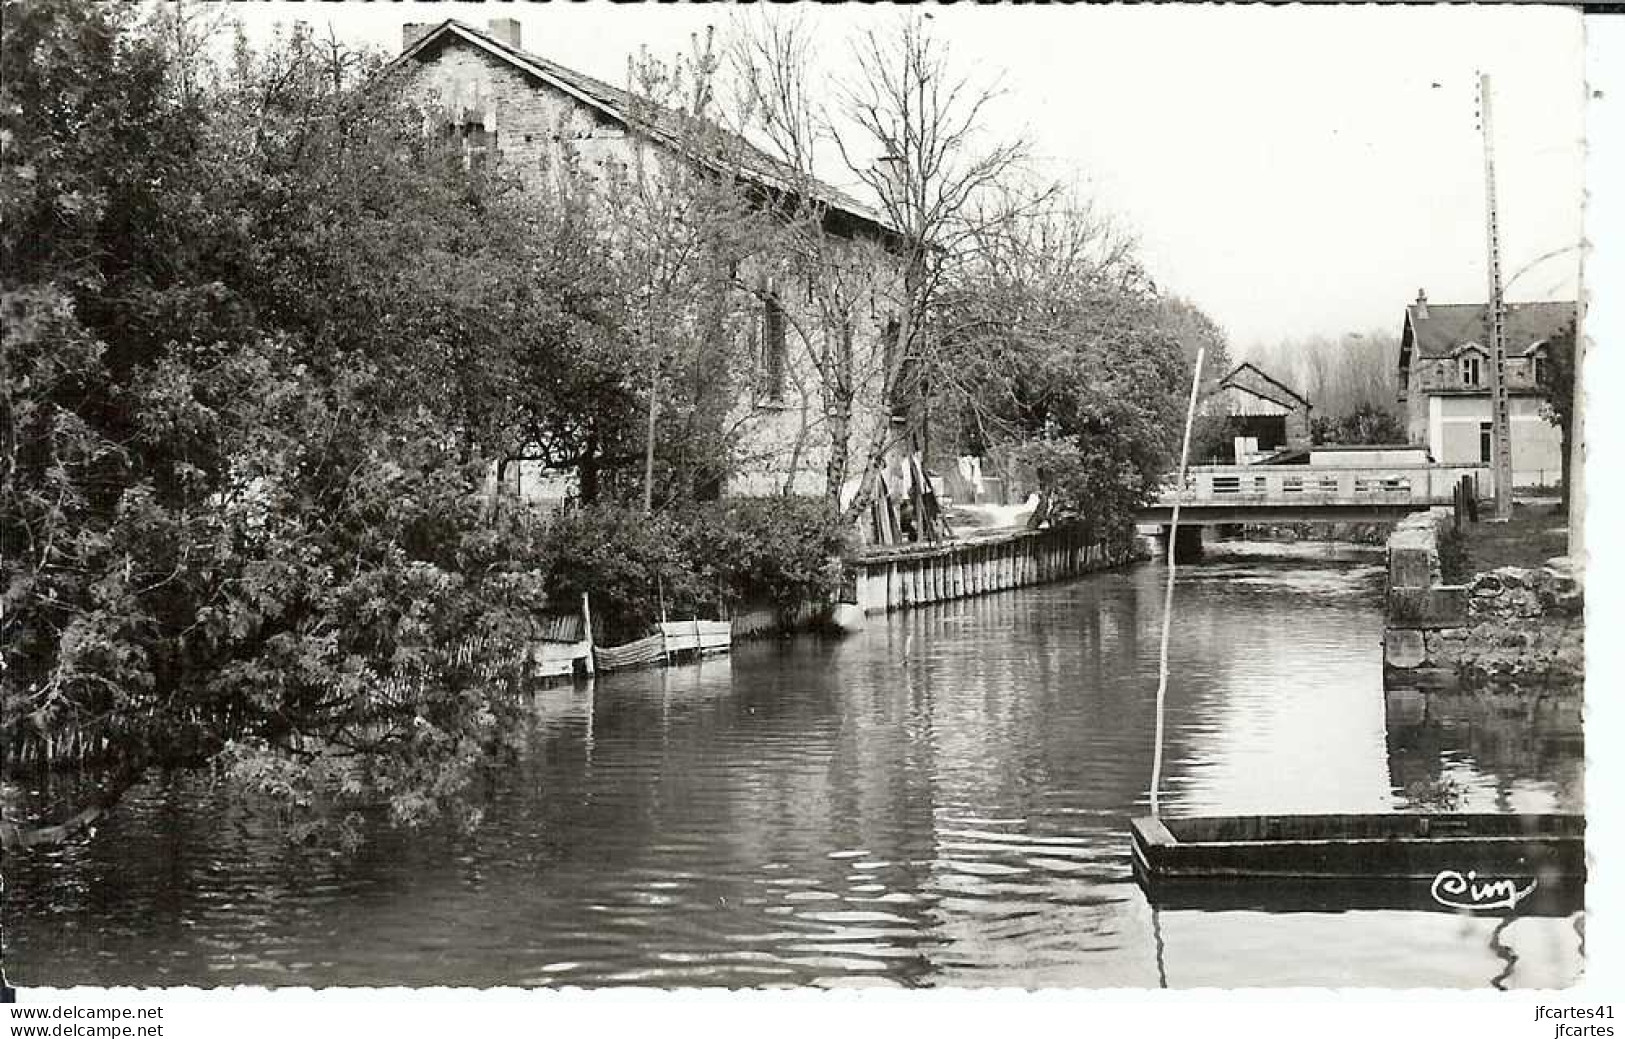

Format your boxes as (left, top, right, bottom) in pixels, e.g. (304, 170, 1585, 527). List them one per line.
(1312, 402, 1407, 446)
(534, 506, 698, 643)
(1013, 434, 1155, 550)
(537, 497, 850, 641)
(679, 497, 851, 614)
(0, 3, 562, 845)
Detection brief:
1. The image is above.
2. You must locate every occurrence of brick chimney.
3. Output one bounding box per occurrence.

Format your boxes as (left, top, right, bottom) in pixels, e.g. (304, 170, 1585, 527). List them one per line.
(402, 23, 435, 52)
(487, 18, 522, 49)
(873, 154, 905, 204)
(1414, 288, 1429, 320)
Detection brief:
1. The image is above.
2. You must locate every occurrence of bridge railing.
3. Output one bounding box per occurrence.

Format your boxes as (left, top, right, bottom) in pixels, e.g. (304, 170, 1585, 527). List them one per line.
(1156, 464, 1492, 505)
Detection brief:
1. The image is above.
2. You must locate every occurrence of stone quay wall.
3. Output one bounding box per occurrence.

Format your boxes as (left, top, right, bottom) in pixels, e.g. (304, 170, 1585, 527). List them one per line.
(1383, 509, 1584, 686)
(1383, 509, 1469, 678)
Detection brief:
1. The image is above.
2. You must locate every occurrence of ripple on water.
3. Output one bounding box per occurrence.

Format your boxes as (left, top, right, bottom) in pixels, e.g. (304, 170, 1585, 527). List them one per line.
(797, 910, 914, 925)
(3, 551, 1583, 989)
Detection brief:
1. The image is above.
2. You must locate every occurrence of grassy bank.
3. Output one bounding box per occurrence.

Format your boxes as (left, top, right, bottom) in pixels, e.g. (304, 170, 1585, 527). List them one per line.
(1458, 501, 1571, 574)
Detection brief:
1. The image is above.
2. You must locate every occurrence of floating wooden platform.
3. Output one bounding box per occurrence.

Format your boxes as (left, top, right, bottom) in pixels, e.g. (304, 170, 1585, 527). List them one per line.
(1130, 814, 1585, 891)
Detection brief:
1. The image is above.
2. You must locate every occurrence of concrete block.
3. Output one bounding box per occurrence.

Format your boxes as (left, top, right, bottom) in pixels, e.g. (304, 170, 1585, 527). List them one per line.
(1384, 628, 1427, 669)
(1389, 546, 1434, 589)
(1391, 586, 1464, 627)
(1388, 587, 1426, 623)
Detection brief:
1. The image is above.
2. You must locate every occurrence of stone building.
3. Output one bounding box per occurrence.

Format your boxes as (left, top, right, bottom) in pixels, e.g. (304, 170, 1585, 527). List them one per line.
(386, 18, 909, 502)
(1397, 290, 1573, 488)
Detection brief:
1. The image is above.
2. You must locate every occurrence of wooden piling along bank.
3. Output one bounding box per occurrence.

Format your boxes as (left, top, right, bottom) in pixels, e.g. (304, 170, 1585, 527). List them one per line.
(853, 525, 1137, 614)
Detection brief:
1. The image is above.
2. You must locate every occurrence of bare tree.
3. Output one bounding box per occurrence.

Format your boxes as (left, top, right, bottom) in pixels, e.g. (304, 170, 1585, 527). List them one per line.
(1243, 330, 1401, 425)
(730, 13, 1042, 522)
(611, 31, 772, 511)
(928, 179, 1190, 520)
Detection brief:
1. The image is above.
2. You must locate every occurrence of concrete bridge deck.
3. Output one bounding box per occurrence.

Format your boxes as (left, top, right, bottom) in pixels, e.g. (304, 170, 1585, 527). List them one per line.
(1138, 463, 1490, 526)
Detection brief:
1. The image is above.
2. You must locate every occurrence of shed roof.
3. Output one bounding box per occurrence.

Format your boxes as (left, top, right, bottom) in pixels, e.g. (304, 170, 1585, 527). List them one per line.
(385, 20, 900, 239)
(1213, 362, 1312, 411)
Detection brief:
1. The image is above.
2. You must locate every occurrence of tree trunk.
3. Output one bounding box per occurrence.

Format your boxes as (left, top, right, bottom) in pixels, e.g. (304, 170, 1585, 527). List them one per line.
(0, 761, 146, 850)
(579, 428, 600, 506)
(642, 364, 659, 515)
(823, 322, 855, 510)
(825, 405, 850, 511)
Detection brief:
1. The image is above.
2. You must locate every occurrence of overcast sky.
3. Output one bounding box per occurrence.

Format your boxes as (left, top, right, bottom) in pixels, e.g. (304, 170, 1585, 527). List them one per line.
(230, 2, 1585, 355)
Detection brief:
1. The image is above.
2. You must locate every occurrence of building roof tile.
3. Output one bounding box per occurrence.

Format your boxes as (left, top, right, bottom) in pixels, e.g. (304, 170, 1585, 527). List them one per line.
(1404, 300, 1575, 360)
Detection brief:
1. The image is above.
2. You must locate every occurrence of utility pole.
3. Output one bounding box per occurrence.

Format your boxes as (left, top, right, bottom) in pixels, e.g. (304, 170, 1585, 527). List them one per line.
(1477, 72, 1514, 520)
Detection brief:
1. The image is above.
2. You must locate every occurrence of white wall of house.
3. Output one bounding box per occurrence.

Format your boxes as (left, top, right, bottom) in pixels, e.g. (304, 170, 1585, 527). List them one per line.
(1429, 394, 1563, 486)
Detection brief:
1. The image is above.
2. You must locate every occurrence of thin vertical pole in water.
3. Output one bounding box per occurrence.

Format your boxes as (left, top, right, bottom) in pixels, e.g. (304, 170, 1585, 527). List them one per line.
(1150, 347, 1205, 818)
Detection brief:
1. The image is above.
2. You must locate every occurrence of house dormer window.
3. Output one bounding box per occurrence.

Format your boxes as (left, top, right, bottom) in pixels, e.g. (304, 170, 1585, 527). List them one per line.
(1459, 353, 1482, 387)
(1532, 353, 1548, 386)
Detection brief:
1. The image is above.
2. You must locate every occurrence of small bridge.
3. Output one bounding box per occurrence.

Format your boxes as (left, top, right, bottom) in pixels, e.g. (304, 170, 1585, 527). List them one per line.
(1137, 463, 1491, 526)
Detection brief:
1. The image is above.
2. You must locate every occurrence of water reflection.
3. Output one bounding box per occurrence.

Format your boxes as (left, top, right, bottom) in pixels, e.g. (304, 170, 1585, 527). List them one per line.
(4, 542, 1583, 989)
(1386, 686, 1585, 813)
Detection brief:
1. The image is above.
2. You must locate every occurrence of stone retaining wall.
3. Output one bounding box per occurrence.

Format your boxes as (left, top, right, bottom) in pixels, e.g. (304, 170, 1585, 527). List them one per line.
(1447, 563, 1584, 684)
(1383, 509, 1469, 676)
(1383, 509, 1584, 686)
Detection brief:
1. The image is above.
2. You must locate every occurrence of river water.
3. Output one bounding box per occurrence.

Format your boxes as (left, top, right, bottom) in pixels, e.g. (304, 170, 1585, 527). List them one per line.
(4, 542, 1585, 989)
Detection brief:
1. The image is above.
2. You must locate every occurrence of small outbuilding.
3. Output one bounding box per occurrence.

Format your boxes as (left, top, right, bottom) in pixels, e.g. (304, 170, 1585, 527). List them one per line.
(1200, 363, 1313, 464)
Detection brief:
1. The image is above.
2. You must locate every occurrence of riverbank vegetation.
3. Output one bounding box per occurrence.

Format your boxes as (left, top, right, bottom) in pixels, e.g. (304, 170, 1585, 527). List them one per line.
(537, 499, 849, 644)
(3, 3, 1208, 846)
(927, 188, 1200, 534)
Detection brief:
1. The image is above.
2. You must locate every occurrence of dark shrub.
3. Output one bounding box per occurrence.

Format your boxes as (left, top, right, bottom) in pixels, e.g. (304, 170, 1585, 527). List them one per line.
(536, 505, 699, 643)
(538, 497, 851, 641)
(679, 497, 851, 614)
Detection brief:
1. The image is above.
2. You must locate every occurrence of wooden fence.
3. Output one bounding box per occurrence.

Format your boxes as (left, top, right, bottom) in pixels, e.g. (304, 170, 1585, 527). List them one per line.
(590, 619, 731, 673)
(853, 524, 1134, 614)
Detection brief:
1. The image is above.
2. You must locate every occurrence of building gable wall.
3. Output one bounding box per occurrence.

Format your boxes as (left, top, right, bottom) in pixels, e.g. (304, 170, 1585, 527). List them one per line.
(401, 32, 906, 502)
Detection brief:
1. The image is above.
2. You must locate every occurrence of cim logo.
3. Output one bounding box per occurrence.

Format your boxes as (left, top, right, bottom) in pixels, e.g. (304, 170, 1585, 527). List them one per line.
(1430, 869, 1538, 912)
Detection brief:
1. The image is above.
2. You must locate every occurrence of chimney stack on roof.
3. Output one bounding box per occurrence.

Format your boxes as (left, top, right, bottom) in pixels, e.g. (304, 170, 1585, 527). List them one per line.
(402, 23, 435, 51)
(873, 154, 906, 205)
(487, 18, 522, 49)
(1415, 288, 1429, 320)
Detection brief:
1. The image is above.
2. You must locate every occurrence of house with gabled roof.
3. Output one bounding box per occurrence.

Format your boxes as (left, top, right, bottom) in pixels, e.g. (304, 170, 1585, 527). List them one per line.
(1398, 290, 1573, 487)
(1199, 362, 1313, 464)
(385, 17, 910, 502)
